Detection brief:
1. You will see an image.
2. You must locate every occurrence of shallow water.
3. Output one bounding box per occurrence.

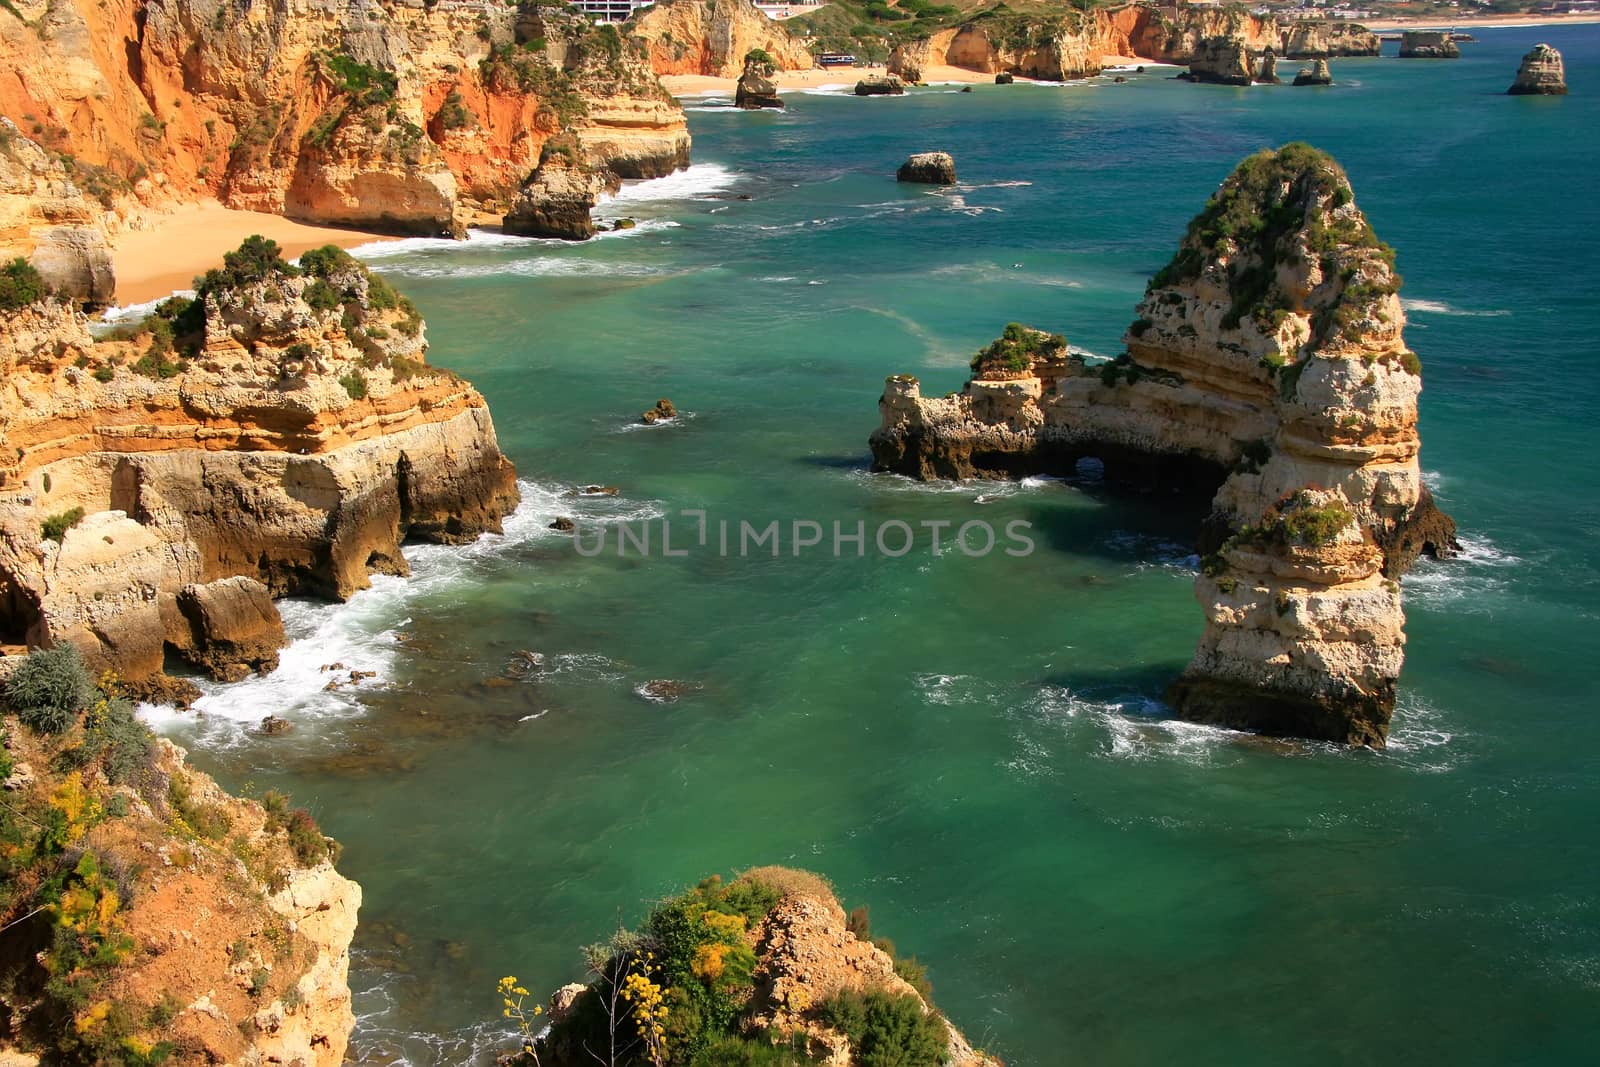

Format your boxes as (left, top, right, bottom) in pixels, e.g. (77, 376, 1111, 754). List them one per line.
(151, 27, 1600, 1065)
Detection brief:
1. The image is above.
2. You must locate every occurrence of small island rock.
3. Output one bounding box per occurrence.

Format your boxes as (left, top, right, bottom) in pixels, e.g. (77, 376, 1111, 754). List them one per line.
(1508, 43, 1566, 95)
(735, 52, 784, 109)
(995, 72, 1015, 84)
(1293, 60, 1333, 86)
(897, 151, 957, 185)
(855, 75, 905, 96)
(642, 398, 677, 424)
(1399, 31, 1460, 59)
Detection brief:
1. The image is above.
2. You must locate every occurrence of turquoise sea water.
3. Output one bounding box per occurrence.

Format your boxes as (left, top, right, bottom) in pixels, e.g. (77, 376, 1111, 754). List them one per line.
(152, 28, 1600, 1065)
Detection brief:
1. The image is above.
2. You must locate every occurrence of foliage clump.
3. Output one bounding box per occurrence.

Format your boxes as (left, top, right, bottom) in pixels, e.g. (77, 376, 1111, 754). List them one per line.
(0, 256, 49, 311)
(7, 645, 96, 733)
(1230, 490, 1356, 552)
(969, 322, 1065, 377)
(817, 989, 948, 1067)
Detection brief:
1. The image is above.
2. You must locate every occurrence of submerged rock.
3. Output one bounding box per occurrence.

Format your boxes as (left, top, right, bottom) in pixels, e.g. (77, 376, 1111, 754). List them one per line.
(1293, 59, 1334, 86)
(869, 143, 1458, 748)
(636, 679, 699, 703)
(259, 715, 293, 735)
(1508, 43, 1567, 95)
(1399, 31, 1460, 59)
(549, 516, 576, 533)
(897, 152, 958, 185)
(855, 75, 906, 96)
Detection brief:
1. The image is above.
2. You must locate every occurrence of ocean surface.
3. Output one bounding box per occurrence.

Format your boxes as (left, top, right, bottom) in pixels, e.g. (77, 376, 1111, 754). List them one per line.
(146, 28, 1600, 1065)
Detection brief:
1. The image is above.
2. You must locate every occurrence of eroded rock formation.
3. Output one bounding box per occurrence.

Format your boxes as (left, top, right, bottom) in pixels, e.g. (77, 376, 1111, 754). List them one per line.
(856, 76, 907, 97)
(0, 0, 689, 244)
(504, 142, 619, 240)
(1399, 31, 1461, 59)
(0, 238, 518, 693)
(887, 5, 1376, 83)
(0, 119, 115, 306)
(628, 0, 815, 78)
(869, 145, 1457, 747)
(897, 152, 958, 185)
(1509, 43, 1567, 95)
(735, 52, 785, 109)
(1181, 38, 1256, 85)
(1294, 60, 1334, 87)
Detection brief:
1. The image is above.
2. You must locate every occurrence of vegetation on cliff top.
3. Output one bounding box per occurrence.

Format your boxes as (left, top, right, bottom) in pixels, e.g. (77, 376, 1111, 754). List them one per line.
(504, 867, 958, 1066)
(1, 646, 341, 1064)
(969, 322, 1065, 377)
(0, 256, 50, 312)
(1146, 143, 1400, 340)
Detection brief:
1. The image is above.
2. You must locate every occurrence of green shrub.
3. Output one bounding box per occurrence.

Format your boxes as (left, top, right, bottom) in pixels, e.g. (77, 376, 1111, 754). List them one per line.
(169, 775, 232, 840)
(298, 244, 356, 279)
(893, 956, 933, 1000)
(969, 322, 1064, 375)
(339, 370, 368, 400)
(93, 365, 115, 383)
(41, 506, 86, 543)
(303, 278, 343, 312)
(817, 989, 948, 1067)
(321, 52, 399, 105)
(7, 645, 95, 732)
(195, 235, 296, 296)
(0, 256, 48, 311)
(1399, 350, 1422, 376)
(1279, 500, 1352, 547)
(435, 90, 475, 131)
(285, 807, 332, 865)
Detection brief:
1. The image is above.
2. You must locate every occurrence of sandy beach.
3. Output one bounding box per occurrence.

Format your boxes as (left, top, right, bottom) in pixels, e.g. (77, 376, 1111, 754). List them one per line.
(1361, 13, 1600, 30)
(111, 201, 399, 305)
(660, 56, 1147, 96)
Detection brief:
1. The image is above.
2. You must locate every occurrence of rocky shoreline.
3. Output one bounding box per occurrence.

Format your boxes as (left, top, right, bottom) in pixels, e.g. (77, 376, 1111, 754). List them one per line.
(870, 144, 1457, 748)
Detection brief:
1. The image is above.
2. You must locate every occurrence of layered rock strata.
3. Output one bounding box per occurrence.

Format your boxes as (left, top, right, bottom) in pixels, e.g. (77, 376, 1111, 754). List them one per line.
(887, 5, 1376, 83)
(0, 119, 116, 306)
(869, 145, 1457, 747)
(0, 239, 518, 693)
(0, 0, 689, 247)
(1399, 31, 1461, 59)
(1508, 44, 1567, 95)
(628, 0, 815, 77)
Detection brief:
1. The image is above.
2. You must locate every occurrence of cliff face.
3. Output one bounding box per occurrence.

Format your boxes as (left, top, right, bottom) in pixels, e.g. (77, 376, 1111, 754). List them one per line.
(0, 712, 359, 1066)
(1399, 31, 1461, 59)
(870, 145, 1456, 748)
(628, 0, 815, 78)
(0, 236, 519, 694)
(888, 5, 1376, 81)
(0, 0, 689, 243)
(0, 119, 117, 306)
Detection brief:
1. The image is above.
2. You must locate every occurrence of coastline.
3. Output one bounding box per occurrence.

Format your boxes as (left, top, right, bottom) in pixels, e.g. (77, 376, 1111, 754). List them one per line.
(110, 201, 398, 305)
(660, 57, 1146, 96)
(1360, 13, 1600, 30)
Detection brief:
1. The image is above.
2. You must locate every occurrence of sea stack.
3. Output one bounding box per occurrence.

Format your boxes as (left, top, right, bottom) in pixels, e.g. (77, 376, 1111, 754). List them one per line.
(1182, 38, 1255, 86)
(1256, 48, 1282, 85)
(1399, 31, 1461, 59)
(869, 144, 1457, 747)
(735, 50, 784, 109)
(897, 152, 958, 185)
(1294, 60, 1334, 86)
(504, 143, 618, 241)
(1508, 44, 1567, 95)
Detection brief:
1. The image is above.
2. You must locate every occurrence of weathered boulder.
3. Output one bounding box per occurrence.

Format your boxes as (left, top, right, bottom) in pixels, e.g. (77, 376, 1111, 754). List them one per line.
(642, 397, 678, 423)
(1293, 59, 1334, 86)
(870, 144, 1458, 747)
(995, 71, 1015, 84)
(896, 152, 958, 185)
(734, 54, 784, 109)
(1508, 43, 1567, 95)
(855, 75, 906, 96)
(1399, 31, 1460, 59)
(174, 576, 287, 681)
(504, 151, 617, 241)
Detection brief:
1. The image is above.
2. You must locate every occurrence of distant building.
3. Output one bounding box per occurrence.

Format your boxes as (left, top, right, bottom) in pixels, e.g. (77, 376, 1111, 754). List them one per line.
(565, 0, 823, 23)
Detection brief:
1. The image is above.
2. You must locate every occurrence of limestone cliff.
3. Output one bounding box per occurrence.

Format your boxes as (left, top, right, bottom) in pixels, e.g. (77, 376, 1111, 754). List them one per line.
(0, 119, 117, 306)
(0, 236, 519, 694)
(1508, 44, 1567, 95)
(869, 145, 1456, 747)
(0, 0, 688, 245)
(628, 0, 815, 78)
(1398, 31, 1460, 59)
(887, 5, 1375, 82)
(0, 691, 359, 1066)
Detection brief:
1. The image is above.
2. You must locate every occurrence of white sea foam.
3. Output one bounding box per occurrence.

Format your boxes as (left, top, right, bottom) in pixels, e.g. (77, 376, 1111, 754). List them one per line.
(1026, 685, 1243, 765)
(1404, 534, 1522, 613)
(139, 479, 662, 743)
(598, 162, 741, 205)
(90, 291, 195, 336)
(370, 256, 665, 281)
(349, 229, 538, 260)
(1401, 298, 1510, 318)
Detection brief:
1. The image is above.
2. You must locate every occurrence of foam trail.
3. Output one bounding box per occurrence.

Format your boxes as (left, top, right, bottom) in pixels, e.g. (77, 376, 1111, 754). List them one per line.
(599, 163, 740, 205)
(1402, 298, 1510, 318)
(91, 291, 194, 335)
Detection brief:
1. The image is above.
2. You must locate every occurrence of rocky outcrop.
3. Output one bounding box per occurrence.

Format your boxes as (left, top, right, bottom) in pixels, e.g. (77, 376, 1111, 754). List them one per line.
(0, 719, 359, 1065)
(0, 238, 519, 691)
(1399, 31, 1461, 59)
(504, 145, 618, 241)
(1294, 60, 1334, 87)
(0, 120, 116, 305)
(887, 6, 1375, 83)
(897, 152, 958, 185)
(734, 53, 784, 109)
(1256, 48, 1281, 84)
(855, 76, 906, 97)
(0, 0, 688, 239)
(1508, 43, 1567, 95)
(1180, 37, 1256, 86)
(869, 144, 1457, 747)
(995, 72, 1015, 85)
(628, 0, 815, 77)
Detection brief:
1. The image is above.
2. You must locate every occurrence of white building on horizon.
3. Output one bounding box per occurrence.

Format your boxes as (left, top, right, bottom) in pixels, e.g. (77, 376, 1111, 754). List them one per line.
(566, 0, 823, 24)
